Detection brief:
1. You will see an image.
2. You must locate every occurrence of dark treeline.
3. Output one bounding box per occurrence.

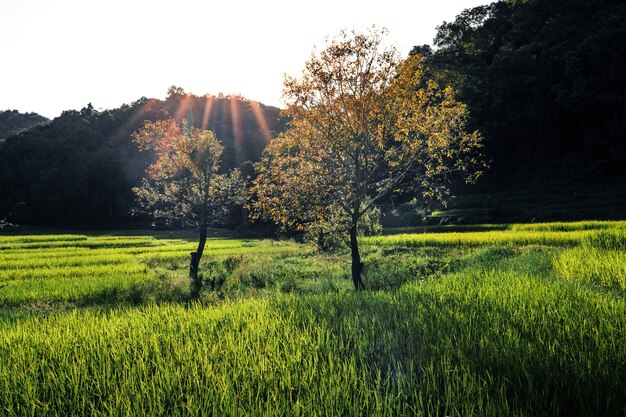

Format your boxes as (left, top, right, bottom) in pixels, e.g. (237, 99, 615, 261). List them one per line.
(0, 110, 49, 140)
(2, 0, 625, 228)
(419, 0, 626, 187)
(0, 89, 286, 226)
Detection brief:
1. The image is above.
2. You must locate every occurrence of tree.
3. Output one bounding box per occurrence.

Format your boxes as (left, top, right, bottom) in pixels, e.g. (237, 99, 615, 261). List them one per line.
(133, 118, 245, 297)
(253, 29, 484, 290)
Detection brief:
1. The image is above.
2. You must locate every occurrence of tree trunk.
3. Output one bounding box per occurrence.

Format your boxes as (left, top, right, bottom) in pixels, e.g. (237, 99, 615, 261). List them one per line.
(349, 223, 365, 291)
(189, 223, 208, 299)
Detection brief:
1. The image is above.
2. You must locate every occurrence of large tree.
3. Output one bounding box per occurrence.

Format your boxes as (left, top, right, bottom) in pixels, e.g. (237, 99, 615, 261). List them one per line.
(133, 118, 245, 297)
(253, 29, 484, 290)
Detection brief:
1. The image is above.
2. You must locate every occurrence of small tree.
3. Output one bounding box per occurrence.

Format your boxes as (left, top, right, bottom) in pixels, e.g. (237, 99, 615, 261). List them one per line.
(253, 29, 485, 290)
(133, 118, 245, 298)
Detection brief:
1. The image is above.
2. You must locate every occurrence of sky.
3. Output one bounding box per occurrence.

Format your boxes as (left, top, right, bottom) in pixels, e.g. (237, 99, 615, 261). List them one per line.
(0, 0, 488, 119)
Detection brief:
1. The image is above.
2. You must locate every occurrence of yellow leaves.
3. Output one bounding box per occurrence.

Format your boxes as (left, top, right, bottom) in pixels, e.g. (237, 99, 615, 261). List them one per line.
(132, 119, 181, 152)
(131, 118, 244, 227)
(133, 118, 222, 183)
(253, 29, 485, 233)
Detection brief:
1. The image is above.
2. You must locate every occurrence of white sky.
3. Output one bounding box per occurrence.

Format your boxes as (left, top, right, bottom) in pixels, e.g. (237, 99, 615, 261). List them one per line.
(0, 0, 488, 119)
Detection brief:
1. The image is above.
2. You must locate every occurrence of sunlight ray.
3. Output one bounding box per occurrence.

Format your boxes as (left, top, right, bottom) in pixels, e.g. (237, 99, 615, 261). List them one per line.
(111, 99, 156, 143)
(201, 95, 215, 131)
(250, 100, 273, 143)
(229, 95, 244, 144)
(174, 94, 195, 124)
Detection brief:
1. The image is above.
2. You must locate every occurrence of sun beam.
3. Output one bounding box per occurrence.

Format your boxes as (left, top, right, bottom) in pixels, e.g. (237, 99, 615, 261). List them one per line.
(229, 95, 243, 144)
(174, 94, 195, 125)
(111, 98, 156, 145)
(249, 100, 273, 143)
(201, 95, 215, 131)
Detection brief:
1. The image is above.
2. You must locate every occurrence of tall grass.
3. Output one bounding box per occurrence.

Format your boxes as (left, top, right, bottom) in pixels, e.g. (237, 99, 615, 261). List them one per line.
(510, 220, 624, 232)
(0, 234, 300, 309)
(1, 272, 623, 416)
(553, 229, 626, 293)
(554, 248, 626, 293)
(0, 222, 625, 415)
(364, 229, 588, 248)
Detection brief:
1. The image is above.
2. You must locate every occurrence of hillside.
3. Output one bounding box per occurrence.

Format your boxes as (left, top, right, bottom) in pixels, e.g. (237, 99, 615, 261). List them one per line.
(0, 90, 286, 227)
(419, 0, 626, 186)
(0, 110, 49, 140)
(2, 0, 626, 229)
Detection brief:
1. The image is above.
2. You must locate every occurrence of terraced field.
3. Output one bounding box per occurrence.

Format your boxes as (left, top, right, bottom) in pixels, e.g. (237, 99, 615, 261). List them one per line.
(0, 222, 624, 416)
(0, 234, 301, 309)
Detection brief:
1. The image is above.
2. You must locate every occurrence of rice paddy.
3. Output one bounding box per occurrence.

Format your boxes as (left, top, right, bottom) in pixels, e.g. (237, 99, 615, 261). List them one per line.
(0, 221, 624, 416)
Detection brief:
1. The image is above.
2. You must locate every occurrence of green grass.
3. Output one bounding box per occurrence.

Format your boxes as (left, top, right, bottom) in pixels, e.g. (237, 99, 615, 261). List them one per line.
(0, 234, 301, 309)
(554, 247, 626, 293)
(0, 221, 625, 415)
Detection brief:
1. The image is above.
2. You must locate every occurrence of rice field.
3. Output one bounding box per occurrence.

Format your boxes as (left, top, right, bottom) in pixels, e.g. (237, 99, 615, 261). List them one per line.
(0, 234, 300, 308)
(0, 221, 625, 416)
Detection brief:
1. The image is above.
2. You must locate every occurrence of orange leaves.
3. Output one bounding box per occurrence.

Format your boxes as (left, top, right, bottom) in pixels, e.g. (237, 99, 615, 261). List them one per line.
(254, 29, 485, 235)
(132, 118, 245, 228)
(133, 119, 222, 183)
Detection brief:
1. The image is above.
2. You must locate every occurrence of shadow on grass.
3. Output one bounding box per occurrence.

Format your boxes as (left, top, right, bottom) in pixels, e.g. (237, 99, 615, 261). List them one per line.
(270, 284, 625, 416)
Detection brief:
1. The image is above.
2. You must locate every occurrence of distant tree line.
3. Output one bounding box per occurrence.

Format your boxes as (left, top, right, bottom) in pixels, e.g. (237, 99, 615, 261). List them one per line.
(0, 91, 285, 227)
(0, 110, 49, 140)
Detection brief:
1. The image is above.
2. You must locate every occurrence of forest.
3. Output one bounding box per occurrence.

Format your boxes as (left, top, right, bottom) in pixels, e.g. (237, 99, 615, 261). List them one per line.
(0, 0, 624, 229)
(419, 0, 626, 184)
(0, 91, 285, 226)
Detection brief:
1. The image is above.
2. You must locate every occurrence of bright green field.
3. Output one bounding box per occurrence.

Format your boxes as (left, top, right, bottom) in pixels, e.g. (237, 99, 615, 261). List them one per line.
(0, 222, 625, 416)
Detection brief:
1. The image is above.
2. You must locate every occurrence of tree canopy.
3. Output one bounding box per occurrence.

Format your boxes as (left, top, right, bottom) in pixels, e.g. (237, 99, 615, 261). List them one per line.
(253, 29, 484, 290)
(1, 0, 625, 229)
(0, 110, 49, 140)
(133, 118, 245, 229)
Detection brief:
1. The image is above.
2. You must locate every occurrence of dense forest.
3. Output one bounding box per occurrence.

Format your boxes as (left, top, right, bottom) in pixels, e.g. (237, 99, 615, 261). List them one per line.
(0, 90, 285, 226)
(1, 0, 624, 227)
(421, 0, 626, 185)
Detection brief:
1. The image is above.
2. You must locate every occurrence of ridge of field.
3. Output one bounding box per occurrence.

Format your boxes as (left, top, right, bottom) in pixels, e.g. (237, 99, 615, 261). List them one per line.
(0, 234, 301, 309)
(0, 221, 624, 416)
(424, 181, 626, 224)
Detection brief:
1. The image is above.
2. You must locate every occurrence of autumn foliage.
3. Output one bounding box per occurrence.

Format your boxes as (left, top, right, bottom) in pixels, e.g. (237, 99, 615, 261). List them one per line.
(133, 118, 245, 296)
(253, 29, 485, 290)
